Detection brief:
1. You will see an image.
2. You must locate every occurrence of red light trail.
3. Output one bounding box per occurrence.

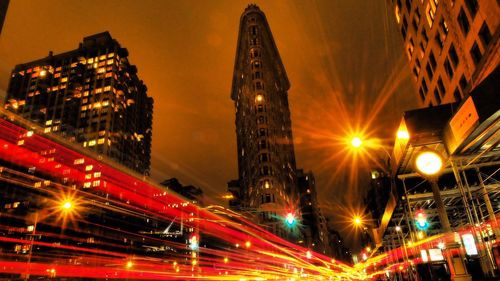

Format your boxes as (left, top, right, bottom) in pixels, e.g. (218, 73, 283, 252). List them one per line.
(1, 112, 495, 280)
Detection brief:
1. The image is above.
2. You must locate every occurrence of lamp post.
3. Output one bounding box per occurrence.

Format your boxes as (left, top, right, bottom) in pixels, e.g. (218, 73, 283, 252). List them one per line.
(25, 197, 76, 280)
(414, 149, 471, 281)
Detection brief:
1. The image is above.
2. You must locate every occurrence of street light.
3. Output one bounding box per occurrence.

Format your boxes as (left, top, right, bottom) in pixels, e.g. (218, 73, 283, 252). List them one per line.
(353, 216, 363, 227)
(414, 148, 472, 280)
(415, 151, 443, 176)
(61, 200, 73, 212)
(351, 137, 362, 148)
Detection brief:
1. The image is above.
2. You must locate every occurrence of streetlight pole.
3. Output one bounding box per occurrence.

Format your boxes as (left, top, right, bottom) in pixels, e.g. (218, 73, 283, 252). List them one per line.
(415, 149, 471, 281)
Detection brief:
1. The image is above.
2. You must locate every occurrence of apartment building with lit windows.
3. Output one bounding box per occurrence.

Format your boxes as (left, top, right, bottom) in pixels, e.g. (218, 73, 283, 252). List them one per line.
(4, 32, 153, 175)
(392, 0, 499, 106)
(229, 5, 301, 239)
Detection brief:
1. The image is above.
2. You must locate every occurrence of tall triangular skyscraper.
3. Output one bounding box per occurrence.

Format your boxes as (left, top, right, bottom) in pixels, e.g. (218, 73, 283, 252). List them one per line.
(229, 4, 300, 240)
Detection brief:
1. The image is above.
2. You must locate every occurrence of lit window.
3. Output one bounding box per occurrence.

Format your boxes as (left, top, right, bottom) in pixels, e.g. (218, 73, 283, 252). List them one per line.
(88, 140, 96, 147)
(107, 53, 114, 58)
(83, 182, 91, 188)
(17, 140, 25, 146)
(395, 6, 401, 23)
(425, 1, 437, 28)
(85, 165, 93, 171)
(105, 72, 113, 78)
(61, 77, 68, 83)
(87, 58, 94, 64)
(74, 158, 85, 165)
(85, 174, 92, 180)
(46, 120, 52, 125)
(94, 172, 101, 178)
(97, 67, 106, 73)
(95, 88, 103, 94)
(99, 55, 106, 60)
(92, 180, 100, 187)
(44, 127, 51, 133)
(97, 138, 105, 144)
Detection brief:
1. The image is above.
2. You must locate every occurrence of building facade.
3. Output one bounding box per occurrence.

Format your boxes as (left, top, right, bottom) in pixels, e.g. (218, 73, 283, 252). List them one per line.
(392, 0, 499, 106)
(229, 5, 300, 239)
(297, 170, 330, 255)
(0, 0, 8, 35)
(4, 32, 153, 175)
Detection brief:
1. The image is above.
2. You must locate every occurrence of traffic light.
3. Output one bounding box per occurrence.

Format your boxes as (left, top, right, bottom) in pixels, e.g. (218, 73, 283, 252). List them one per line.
(414, 210, 429, 230)
(285, 212, 297, 227)
(189, 234, 199, 250)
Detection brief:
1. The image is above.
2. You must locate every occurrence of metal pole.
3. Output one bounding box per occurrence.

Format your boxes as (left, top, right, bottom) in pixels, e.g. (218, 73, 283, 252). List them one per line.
(462, 168, 495, 276)
(25, 212, 38, 281)
(476, 168, 499, 236)
(429, 180, 451, 232)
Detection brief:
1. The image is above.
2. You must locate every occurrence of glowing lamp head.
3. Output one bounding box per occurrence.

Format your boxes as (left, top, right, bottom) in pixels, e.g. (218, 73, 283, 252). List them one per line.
(353, 216, 362, 226)
(351, 137, 362, 148)
(39, 70, 47, 77)
(61, 200, 73, 211)
(396, 130, 410, 140)
(126, 261, 133, 269)
(415, 151, 443, 176)
(245, 241, 251, 248)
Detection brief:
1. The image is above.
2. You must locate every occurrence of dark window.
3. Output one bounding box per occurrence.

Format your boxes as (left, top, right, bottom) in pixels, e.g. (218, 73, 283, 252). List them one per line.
(449, 44, 459, 67)
(459, 75, 468, 93)
(453, 88, 462, 102)
(419, 88, 426, 102)
(412, 67, 419, 80)
(257, 104, 264, 113)
(421, 28, 429, 47)
(457, 8, 470, 36)
(259, 128, 266, 137)
(257, 116, 266, 124)
(426, 63, 434, 80)
(470, 42, 482, 65)
(434, 89, 442, 104)
(259, 140, 267, 149)
(265, 194, 271, 203)
(429, 51, 437, 69)
(405, 0, 411, 10)
(479, 22, 492, 46)
(252, 61, 261, 69)
(422, 78, 429, 93)
(437, 77, 445, 94)
(464, 0, 479, 18)
(402, 17, 408, 39)
(415, 58, 421, 72)
(254, 71, 262, 79)
(444, 58, 454, 79)
(435, 34, 444, 49)
(412, 18, 418, 31)
(251, 25, 258, 35)
(259, 153, 269, 163)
